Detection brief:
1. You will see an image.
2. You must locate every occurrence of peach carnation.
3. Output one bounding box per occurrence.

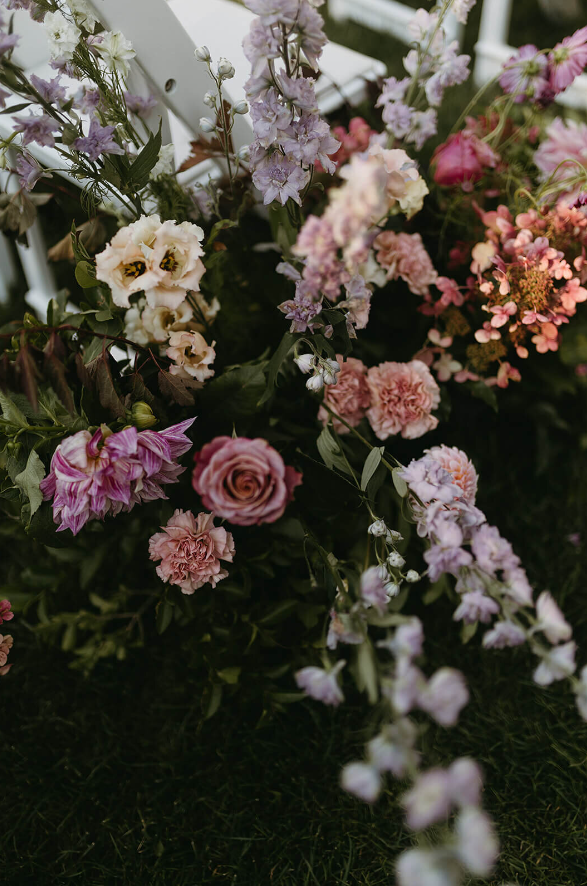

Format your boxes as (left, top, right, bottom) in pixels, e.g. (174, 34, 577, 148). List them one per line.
(318, 355, 371, 433)
(374, 231, 438, 296)
(149, 509, 235, 594)
(426, 445, 478, 504)
(366, 359, 440, 440)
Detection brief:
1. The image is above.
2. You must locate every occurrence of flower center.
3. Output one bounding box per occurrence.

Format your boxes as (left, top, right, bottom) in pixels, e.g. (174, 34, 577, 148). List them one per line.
(160, 250, 178, 273)
(123, 260, 146, 278)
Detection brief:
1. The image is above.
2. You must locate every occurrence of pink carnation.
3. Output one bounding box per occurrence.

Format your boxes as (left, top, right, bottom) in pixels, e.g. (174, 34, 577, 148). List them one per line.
(374, 231, 437, 296)
(192, 436, 302, 526)
(0, 633, 13, 676)
(318, 355, 371, 433)
(40, 419, 195, 535)
(426, 445, 478, 504)
(366, 360, 440, 440)
(149, 509, 235, 594)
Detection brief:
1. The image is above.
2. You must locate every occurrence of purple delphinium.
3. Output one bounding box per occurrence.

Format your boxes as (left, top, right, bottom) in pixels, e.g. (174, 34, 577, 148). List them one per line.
(252, 153, 309, 205)
(295, 660, 345, 706)
(39, 419, 195, 535)
(12, 113, 60, 147)
(124, 91, 158, 116)
(73, 86, 101, 114)
(16, 152, 48, 190)
(29, 73, 67, 106)
(279, 112, 339, 172)
(0, 31, 18, 56)
(453, 590, 500, 624)
(73, 117, 125, 162)
(278, 280, 322, 332)
(250, 88, 292, 147)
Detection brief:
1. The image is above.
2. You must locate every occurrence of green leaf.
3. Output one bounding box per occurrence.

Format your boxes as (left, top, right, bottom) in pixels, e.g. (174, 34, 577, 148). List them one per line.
(127, 123, 162, 188)
(468, 380, 498, 412)
(75, 260, 98, 289)
(0, 102, 31, 114)
(392, 467, 408, 498)
(158, 369, 196, 406)
(258, 331, 299, 407)
(206, 218, 237, 248)
(258, 598, 298, 625)
(217, 666, 241, 684)
(316, 426, 352, 475)
(156, 598, 175, 635)
(202, 683, 223, 720)
(0, 391, 29, 429)
(355, 641, 378, 704)
(361, 447, 384, 491)
(200, 363, 266, 422)
(461, 620, 478, 644)
(15, 450, 45, 517)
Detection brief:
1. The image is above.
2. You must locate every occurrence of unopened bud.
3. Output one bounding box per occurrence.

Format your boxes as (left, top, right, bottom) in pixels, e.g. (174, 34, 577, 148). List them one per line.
(199, 117, 216, 133)
(217, 57, 235, 79)
(203, 91, 216, 108)
(322, 359, 340, 385)
(194, 45, 211, 62)
(306, 373, 324, 392)
(131, 400, 157, 429)
(294, 353, 314, 374)
(368, 520, 387, 537)
(233, 100, 249, 115)
(405, 569, 420, 583)
(386, 529, 403, 543)
(236, 145, 250, 162)
(387, 552, 406, 569)
(384, 581, 400, 598)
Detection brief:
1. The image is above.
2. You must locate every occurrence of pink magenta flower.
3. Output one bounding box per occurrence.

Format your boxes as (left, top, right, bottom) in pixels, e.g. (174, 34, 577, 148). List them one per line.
(549, 26, 587, 94)
(192, 436, 302, 526)
(318, 355, 371, 433)
(40, 419, 195, 535)
(0, 600, 13, 625)
(426, 445, 478, 504)
(366, 360, 440, 440)
(373, 231, 437, 296)
(0, 633, 13, 675)
(432, 131, 498, 188)
(149, 509, 235, 594)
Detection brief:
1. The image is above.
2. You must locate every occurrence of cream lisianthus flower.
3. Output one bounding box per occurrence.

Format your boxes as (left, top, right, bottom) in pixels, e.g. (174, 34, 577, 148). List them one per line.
(147, 221, 206, 310)
(95, 215, 162, 308)
(124, 298, 194, 346)
(166, 331, 215, 383)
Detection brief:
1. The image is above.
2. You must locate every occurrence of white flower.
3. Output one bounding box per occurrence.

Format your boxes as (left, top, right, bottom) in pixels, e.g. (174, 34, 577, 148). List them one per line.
(217, 57, 235, 79)
(396, 848, 457, 886)
(388, 551, 406, 568)
(233, 100, 249, 115)
(166, 331, 215, 383)
(199, 117, 216, 133)
(574, 665, 587, 721)
(294, 353, 315, 374)
(97, 31, 136, 77)
(44, 11, 81, 59)
(405, 569, 420, 583)
(533, 641, 577, 686)
(322, 359, 340, 385)
(402, 768, 451, 830)
(295, 660, 345, 706)
(150, 144, 175, 180)
(535, 590, 572, 645)
(340, 762, 381, 802)
(194, 45, 211, 62)
(67, 0, 97, 29)
(368, 519, 387, 537)
(455, 808, 499, 876)
(306, 373, 324, 392)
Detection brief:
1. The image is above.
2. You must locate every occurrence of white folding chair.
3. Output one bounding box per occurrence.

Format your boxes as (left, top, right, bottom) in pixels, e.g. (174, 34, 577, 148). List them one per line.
(473, 0, 587, 110)
(328, 0, 464, 47)
(1, 0, 387, 309)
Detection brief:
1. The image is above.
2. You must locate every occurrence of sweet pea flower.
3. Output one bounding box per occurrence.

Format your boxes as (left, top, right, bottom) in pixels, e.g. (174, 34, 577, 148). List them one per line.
(455, 808, 499, 876)
(533, 641, 577, 686)
(402, 768, 451, 830)
(535, 590, 572, 644)
(417, 668, 469, 726)
(340, 762, 381, 802)
(482, 621, 526, 648)
(295, 659, 345, 706)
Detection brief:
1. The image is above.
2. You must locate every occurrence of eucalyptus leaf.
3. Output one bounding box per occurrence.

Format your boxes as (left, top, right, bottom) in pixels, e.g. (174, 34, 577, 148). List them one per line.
(15, 449, 45, 517)
(392, 467, 408, 498)
(361, 447, 384, 491)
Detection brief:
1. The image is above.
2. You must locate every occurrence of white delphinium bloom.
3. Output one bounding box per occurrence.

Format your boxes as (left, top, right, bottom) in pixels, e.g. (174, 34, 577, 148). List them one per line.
(97, 31, 136, 77)
(44, 11, 81, 59)
(150, 144, 175, 180)
(67, 0, 97, 30)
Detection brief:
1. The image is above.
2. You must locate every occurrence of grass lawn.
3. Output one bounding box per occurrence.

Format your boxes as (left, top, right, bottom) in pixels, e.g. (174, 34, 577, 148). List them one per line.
(3, 3, 587, 885)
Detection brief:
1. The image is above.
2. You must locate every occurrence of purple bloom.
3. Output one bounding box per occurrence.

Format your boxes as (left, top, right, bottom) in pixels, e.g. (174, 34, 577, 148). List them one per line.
(499, 44, 550, 103)
(482, 621, 526, 649)
(278, 281, 322, 332)
(448, 757, 483, 807)
(377, 75, 410, 106)
(250, 88, 292, 147)
(0, 31, 18, 56)
(340, 762, 381, 803)
(252, 153, 309, 205)
(326, 609, 364, 649)
(549, 26, 587, 94)
(470, 524, 519, 575)
(124, 91, 158, 116)
(407, 108, 438, 150)
(456, 808, 499, 876)
(244, 0, 299, 25)
(533, 641, 577, 686)
(402, 768, 451, 830)
(73, 86, 101, 114)
(295, 660, 345, 706)
(73, 117, 125, 162)
(389, 618, 424, 659)
(453, 590, 500, 624)
(16, 153, 48, 191)
(381, 101, 414, 139)
(424, 541, 473, 582)
(452, 0, 476, 25)
(390, 657, 425, 714)
(40, 419, 195, 535)
(13, 113, 60, 147)
(367, 719, 419, 776)
(295, 2, 327, 69)
(396, 849, 451, 886)
(535, 590, 572, 644)
(279, 113, 339, 172)
(360, 565, 389, 613)
(417, 667, 469, 726)
(277, 73, 319, 112)
(243, 19, 280, 78)
(400, 456, 462, 505)
(29, 73, 67, 105)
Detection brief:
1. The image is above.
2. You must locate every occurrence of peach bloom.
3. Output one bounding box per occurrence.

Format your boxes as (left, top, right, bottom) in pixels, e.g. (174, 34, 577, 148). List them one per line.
(374, 231, 437, 296)
(149, 509, 235, 594)
(426, 445, 478, 504)
(166, 331, 216, 383)
(318, 355, 371, 433)
(368, 144, 429, 218)
(366, 360, 440, 440)
(147, 220, 206, 309)
(95, 214, 163, 308)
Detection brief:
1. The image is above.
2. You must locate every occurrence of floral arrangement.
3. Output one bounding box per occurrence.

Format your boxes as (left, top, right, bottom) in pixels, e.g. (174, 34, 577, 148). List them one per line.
(1, 0, 587, 882)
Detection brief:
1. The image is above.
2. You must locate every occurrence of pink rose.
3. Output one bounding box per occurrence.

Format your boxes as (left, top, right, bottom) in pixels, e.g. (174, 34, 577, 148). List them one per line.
(192, 437, 302, 526)
(149, 509, 235, 594)
(318, 355, 371, 433)
(366, 360, 440, 440)
(373, 231, 437, 296)
(432, 132, 498, 188)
